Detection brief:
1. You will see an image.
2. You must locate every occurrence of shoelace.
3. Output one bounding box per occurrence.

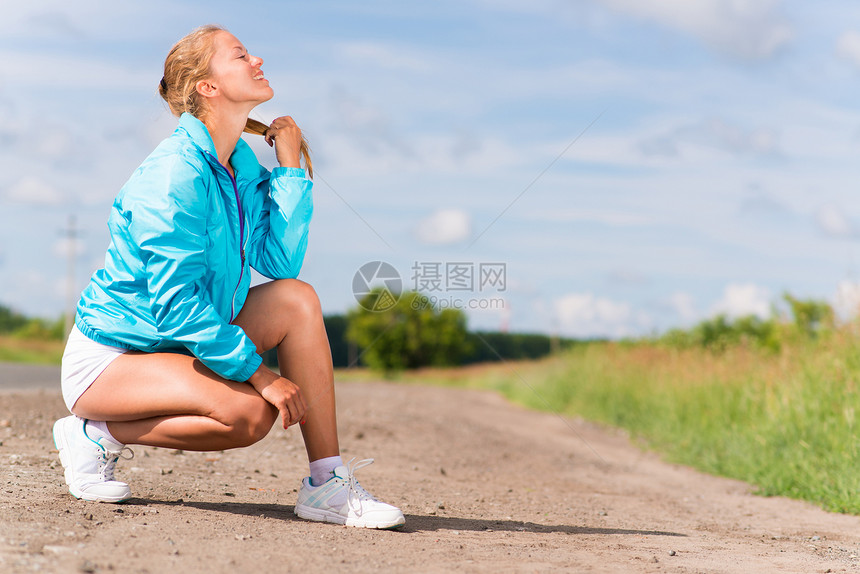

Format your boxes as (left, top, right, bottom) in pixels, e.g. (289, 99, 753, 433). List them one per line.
(99, 446, 134, 481)
(344, 458, 378, 511)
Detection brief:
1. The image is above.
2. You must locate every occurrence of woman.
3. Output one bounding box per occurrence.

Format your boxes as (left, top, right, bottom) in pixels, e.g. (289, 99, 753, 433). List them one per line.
(52, 25, 405, 529)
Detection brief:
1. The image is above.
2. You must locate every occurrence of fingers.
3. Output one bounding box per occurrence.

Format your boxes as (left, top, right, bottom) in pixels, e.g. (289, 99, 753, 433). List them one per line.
(278, 380, 306, 429)
(266, 119, 301, 144)
(262, 116, 303, 169)
(282, 400, 299, 429)
(268, 115, 298, 129)
(266, 116, 299, 138)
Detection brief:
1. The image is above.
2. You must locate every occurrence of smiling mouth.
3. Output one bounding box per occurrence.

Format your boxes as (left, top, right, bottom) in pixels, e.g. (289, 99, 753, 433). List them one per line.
(254, 72, 266, 80)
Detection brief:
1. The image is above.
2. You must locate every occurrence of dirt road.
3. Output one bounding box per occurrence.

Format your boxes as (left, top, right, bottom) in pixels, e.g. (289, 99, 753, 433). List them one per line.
(2, 368, 860, 573)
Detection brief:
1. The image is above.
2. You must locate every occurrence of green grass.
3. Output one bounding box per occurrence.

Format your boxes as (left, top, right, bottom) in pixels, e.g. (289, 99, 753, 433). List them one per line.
(0, 336, 64, 364)
(340, 333, 860, 514)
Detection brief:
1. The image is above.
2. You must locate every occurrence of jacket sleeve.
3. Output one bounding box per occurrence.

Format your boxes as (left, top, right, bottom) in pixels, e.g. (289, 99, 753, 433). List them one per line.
(247, 167, 313, 279)
(127, 157, 262, 382)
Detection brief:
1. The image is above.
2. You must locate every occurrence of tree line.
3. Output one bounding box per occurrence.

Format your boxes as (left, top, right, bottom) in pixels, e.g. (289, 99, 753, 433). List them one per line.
(0, 305, 65, 340)
(264, 290, 578, 371)
(0, 295, 574, 371)
(4, 291, 839, 370)
(656, 294, 836, 352)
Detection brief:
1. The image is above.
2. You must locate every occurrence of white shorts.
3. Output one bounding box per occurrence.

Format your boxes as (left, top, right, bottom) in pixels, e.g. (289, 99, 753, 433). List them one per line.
(61, 326, 128, 412)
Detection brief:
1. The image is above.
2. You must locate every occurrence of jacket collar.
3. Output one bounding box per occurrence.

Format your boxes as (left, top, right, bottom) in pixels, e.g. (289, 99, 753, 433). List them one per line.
(176, 112, 266, 183)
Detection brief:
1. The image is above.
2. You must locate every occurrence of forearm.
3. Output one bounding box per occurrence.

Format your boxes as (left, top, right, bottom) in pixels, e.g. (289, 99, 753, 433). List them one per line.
(246, 363, 279, 391)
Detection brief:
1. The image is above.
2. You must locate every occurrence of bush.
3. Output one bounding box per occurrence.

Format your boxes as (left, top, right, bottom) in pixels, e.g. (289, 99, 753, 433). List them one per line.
(0, 305, 28, 334)
(12, 317, 65, 341)
(346, 290, 471, 372)
(659, 293, 835, 353)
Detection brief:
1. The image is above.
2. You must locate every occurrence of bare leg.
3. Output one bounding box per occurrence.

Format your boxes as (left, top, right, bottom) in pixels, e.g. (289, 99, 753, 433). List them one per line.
(233, 279, 339, 462)
(72, 279, 338, 460)
(72, 345, 279, 450)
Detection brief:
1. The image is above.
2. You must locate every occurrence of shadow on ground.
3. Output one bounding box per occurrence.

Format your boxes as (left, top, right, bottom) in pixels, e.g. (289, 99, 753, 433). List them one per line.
(128, 498, 685, 537)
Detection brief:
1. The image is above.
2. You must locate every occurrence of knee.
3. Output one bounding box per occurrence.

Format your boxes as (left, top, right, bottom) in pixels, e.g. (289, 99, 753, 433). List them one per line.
(220, 397, 277, 447)
(273, 279, 322, 323)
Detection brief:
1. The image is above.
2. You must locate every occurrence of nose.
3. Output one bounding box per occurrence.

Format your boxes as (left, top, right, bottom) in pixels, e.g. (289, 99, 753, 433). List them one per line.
(250, 54, 263, 67)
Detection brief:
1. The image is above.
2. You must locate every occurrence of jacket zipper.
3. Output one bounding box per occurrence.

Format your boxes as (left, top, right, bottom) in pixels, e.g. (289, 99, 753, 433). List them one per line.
(207, 152, 246, 322)
(228, 169, 246, 322)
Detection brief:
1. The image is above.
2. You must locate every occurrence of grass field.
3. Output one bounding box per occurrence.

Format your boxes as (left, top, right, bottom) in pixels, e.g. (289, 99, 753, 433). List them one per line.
(0, 336, 64, 364)
(340, 330, 860, 515)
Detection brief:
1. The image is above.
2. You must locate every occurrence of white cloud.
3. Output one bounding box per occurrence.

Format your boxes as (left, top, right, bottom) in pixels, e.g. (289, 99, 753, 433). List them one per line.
(335, 42, 433, 72)
(639, 117, 781, 158)
(834, 280, 860, 320)
(315, 131, 527, 178)
(0, 2, 172, 43)
(598, 0, 793, 60)
(524, 208, 650, 226)
(5, 177, 63, 206)
(816, 204, 856, 238)
(0, 50, 151, 91)
(836, 31, 860, 70)
(668, 291, 697, 323)
(553, 292, 645, 338)
(415, 209, 472, 245)
(710, 283, 771, 319)
(37, 129, 75, 159)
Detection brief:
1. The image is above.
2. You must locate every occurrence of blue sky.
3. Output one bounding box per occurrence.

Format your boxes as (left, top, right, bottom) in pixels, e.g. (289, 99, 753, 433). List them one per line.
(3, 0, 860, 338)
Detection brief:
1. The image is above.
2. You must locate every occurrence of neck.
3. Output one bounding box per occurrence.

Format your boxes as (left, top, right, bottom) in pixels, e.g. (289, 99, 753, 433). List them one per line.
(203, 106, 251, 171)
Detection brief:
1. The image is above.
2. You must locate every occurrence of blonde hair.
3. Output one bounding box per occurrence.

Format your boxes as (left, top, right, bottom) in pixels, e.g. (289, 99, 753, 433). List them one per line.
(244, 118, 313, 179)
(159, 25, 313, 178)
(159, 24, 222, 119)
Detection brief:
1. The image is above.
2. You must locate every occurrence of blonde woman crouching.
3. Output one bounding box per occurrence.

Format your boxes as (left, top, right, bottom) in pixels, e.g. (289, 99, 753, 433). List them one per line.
(52, 25, 404, 529)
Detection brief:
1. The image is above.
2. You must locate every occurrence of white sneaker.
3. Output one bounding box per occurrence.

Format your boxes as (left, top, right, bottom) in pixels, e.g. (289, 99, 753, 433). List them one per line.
(295, 458, 405, 529)
(52, 416, 133, 503)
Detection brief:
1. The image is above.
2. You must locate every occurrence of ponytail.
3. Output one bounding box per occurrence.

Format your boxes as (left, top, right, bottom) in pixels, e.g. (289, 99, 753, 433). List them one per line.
(244, 118, 313, 179)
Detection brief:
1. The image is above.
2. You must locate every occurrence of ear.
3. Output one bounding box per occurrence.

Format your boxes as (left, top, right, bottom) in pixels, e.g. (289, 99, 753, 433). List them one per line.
(196, 79, 218, 99)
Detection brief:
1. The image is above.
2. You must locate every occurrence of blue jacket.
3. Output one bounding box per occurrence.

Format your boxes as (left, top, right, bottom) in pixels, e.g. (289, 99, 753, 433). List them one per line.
(76, 113, 313, 382)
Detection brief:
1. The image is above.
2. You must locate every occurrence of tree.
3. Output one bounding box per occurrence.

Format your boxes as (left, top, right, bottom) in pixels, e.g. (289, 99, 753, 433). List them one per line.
(0, 304, 28, 334)
(661, 313, 780, 352)
(783, 294, 834, 338)
(345, 290, 471, 372)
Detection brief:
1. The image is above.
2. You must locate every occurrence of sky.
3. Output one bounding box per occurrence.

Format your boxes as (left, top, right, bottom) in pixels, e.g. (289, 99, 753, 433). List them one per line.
(3, 0, 860, 339)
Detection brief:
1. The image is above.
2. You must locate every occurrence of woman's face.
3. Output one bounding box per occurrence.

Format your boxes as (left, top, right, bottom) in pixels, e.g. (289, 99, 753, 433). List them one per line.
(204, 31, 274, 109)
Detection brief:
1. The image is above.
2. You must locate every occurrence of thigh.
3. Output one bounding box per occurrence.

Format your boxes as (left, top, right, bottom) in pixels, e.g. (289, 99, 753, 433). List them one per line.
(72, 350, 268, 423)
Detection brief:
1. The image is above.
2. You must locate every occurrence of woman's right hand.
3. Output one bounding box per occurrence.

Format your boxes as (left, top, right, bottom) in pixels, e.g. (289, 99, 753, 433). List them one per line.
(264, 116, 303, 169)
(247, 365, 306, 429)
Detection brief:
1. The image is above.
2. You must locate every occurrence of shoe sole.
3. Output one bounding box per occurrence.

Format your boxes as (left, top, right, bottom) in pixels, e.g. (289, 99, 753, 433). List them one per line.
(295, 504, 405, 529)
(52, 418, 131, 504)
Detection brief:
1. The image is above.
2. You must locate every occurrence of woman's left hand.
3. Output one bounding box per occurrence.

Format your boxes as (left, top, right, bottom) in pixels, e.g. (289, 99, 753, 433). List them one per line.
(265, 116, 302, 169)
(247, 365, 307, 428)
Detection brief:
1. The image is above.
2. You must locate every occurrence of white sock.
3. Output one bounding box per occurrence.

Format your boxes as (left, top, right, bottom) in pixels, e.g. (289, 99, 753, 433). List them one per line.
(309, 455, 343, 486)
(85, 419, 121, 445)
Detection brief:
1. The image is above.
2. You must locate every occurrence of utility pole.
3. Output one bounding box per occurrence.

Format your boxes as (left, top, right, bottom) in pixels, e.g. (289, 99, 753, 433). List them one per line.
(61, 215, 81, 337)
